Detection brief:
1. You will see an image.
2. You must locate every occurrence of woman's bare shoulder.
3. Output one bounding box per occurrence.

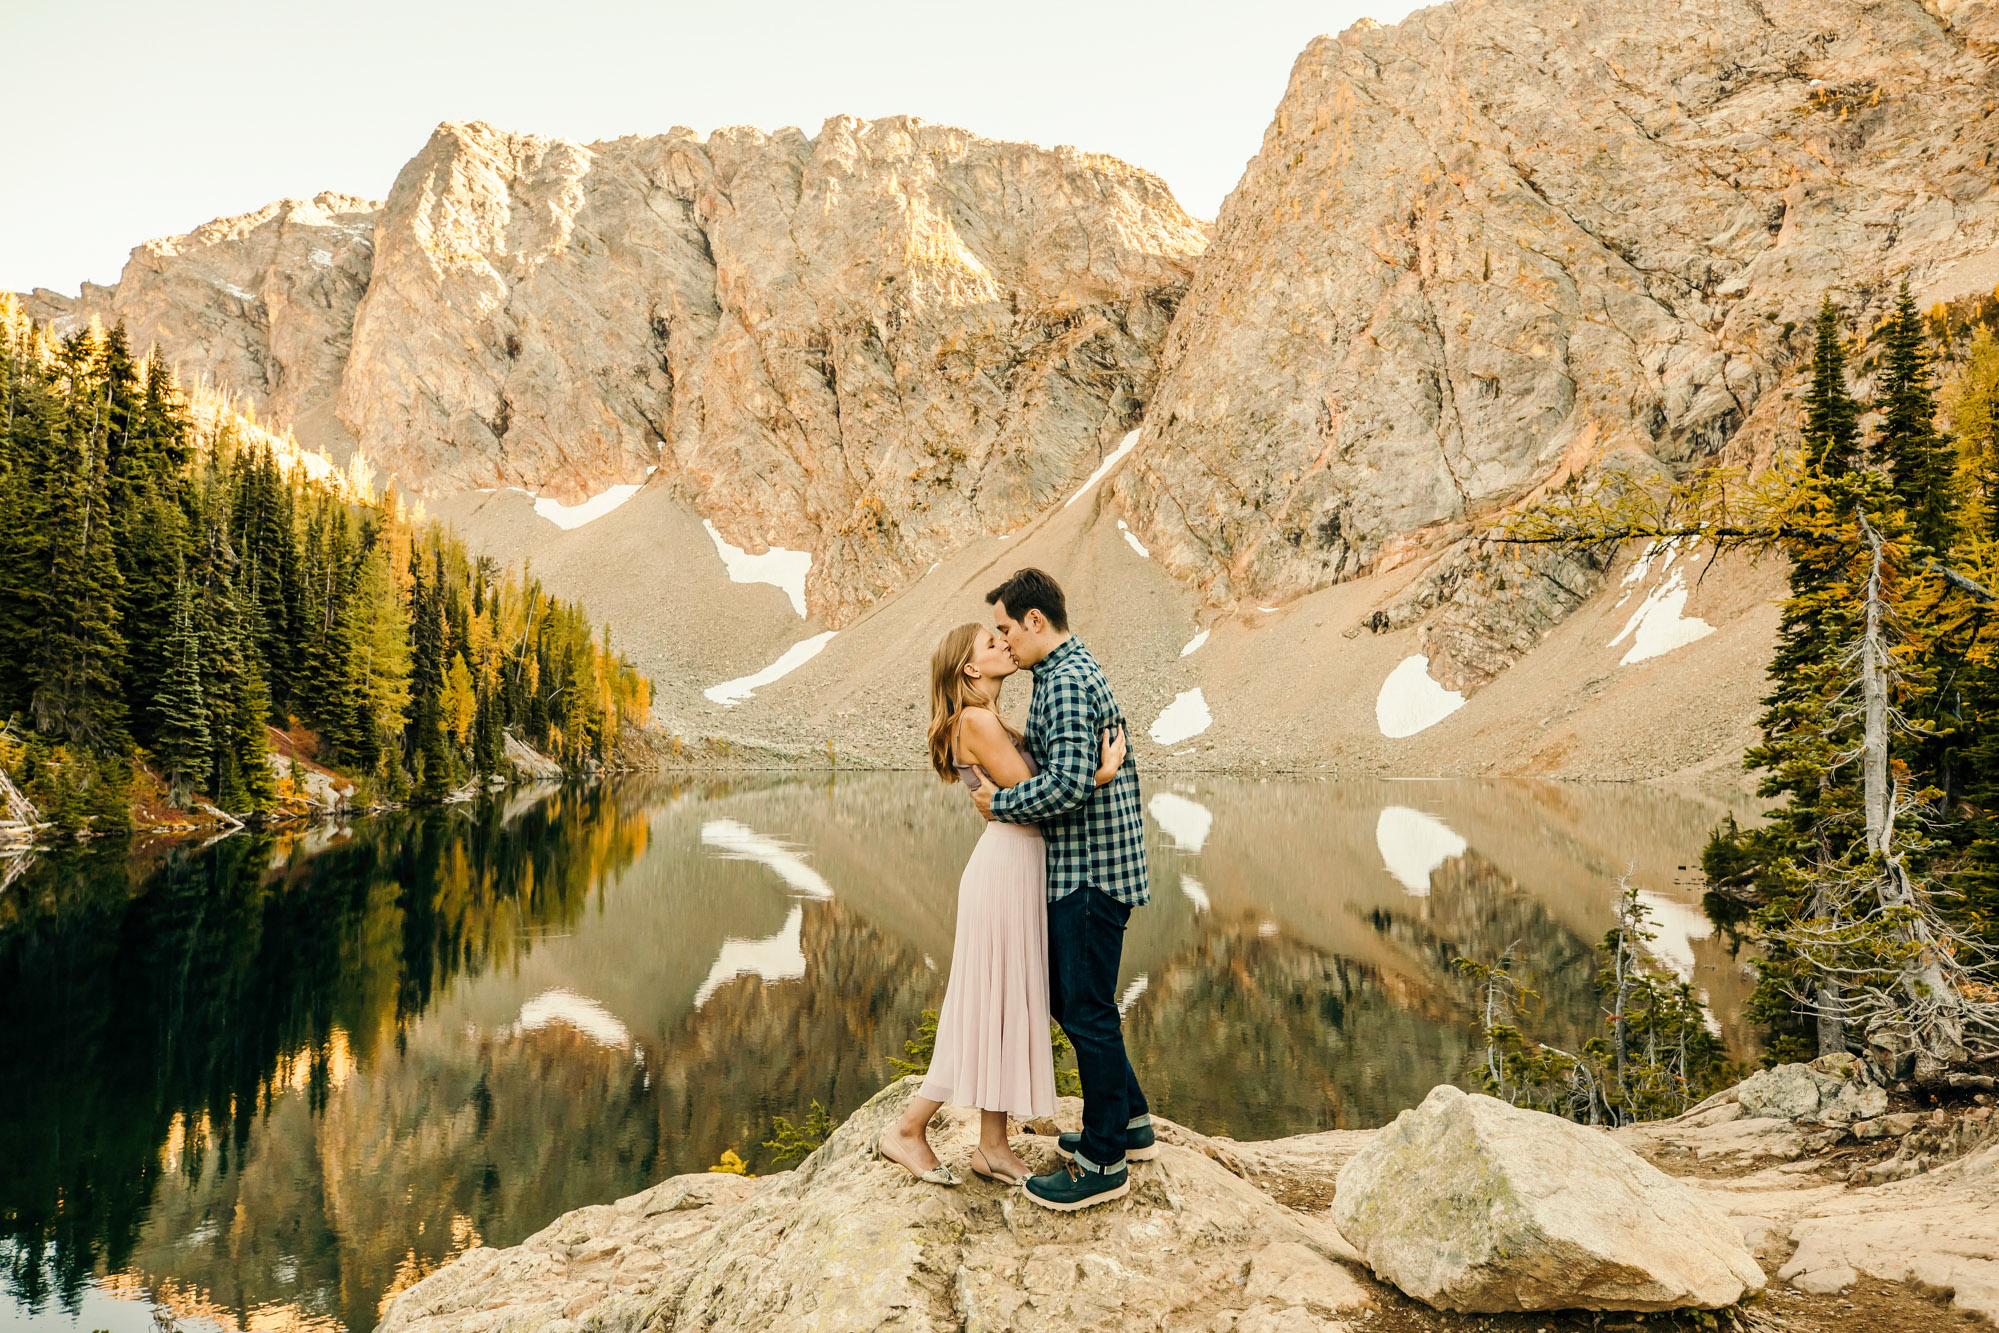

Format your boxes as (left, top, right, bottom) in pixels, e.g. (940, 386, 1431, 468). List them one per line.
(955, 703, 1007, 755)
(956, 706, 1009, 745)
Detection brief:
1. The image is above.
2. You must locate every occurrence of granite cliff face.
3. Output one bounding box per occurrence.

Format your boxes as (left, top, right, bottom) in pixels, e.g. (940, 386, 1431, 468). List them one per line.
(25, 193, 379, 451)
(347, 118, 1203, 622)
(29, 118, 1204, 626)
(1112, 0, 1999, 684)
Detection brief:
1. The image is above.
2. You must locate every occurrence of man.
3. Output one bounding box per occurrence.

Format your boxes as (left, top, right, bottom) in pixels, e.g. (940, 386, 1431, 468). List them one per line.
(971, 567, 1154, 1211)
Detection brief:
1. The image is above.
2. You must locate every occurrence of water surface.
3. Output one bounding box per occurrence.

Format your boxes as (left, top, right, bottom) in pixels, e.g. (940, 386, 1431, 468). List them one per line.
(0, 775, 1754, 1333)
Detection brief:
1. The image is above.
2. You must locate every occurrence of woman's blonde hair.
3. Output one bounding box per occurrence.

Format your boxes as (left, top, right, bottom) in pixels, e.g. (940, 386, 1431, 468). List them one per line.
(927, 622, 1016, 782)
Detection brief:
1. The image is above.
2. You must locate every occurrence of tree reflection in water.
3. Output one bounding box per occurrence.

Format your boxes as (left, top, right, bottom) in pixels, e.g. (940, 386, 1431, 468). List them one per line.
(1126, 851, 1604, 1138)
(0, 784, 647, 1332)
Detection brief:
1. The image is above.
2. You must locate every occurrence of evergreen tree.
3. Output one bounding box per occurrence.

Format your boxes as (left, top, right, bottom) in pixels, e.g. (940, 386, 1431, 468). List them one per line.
(345, 543, 412, 776)
(0, 326, 60, 721)
(1874, 285, 1974, 824)
(115, 362, 193, 750)
(32, 327, 129, 749)
(407, 547, 451, 798)
(189, 514, 272, 813)
(1705, 301, 1883, 1060)
(1876, 281, 1956, 552)
(472, 687, 503, 776)
(233, 447, 304, 717)
(135, 354, 193, 475)
(1804, 297, 1861, 477)
(1740, 301, 1866, 827)
(153, 576, 210, 806)
(219, 624, 277, 813)
(96, 325, 145, 513)
(302, 501, 362, 755)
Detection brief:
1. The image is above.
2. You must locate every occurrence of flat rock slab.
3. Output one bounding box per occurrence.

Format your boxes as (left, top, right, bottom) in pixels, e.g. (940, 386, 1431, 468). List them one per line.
(378, 1078, 1371, 1333)
(1330, 1085, 1764, 1313)
(1772, 1142, 1999, 1320)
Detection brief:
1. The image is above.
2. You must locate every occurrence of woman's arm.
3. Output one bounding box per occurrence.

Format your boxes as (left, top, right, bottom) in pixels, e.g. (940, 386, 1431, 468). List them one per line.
(957, 708, 1033, 789)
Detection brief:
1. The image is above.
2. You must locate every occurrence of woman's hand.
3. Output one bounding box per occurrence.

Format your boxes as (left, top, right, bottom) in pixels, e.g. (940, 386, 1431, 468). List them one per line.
(967, 765, 996, 820)
(1094, 725, 1127, 786)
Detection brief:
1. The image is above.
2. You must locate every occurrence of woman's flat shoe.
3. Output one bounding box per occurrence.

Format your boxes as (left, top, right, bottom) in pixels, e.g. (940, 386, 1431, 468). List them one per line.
(969, 1146, 1026, 1187)
(872, 1130, 961, 1186)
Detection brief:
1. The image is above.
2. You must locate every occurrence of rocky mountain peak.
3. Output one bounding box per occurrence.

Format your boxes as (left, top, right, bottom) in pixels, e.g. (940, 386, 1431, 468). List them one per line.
(1112, 0, 1999, 684)
(29, 114, 1205, 626)
(24, 189, 380, 456)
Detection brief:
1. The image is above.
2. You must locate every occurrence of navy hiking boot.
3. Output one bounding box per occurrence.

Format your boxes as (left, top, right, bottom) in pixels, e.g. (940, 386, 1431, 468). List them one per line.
(1055, 1118, 1157, 1163)
(1024, 1159, 1130, 1212)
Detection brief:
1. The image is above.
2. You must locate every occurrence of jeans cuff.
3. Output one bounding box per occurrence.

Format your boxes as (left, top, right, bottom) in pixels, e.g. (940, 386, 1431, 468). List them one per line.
(1127, 1114, 1152, 1129)
(1073, 1149, 1127, 1175)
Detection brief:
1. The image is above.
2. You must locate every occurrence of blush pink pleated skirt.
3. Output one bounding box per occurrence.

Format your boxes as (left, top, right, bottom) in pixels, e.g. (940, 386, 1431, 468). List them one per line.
(918, 821, 1057, 1118)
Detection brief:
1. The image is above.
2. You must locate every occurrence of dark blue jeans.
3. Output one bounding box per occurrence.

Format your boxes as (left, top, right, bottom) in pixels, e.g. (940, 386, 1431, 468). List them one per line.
(1048, 886, 1149, 1171)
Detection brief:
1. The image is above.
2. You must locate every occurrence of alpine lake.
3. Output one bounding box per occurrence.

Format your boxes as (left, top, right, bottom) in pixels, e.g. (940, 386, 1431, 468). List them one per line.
(0, 773, 1759, 1333)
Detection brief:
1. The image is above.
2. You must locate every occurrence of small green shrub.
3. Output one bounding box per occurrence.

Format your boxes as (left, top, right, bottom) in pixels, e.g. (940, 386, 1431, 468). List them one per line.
(763, 1100, 836, 1166)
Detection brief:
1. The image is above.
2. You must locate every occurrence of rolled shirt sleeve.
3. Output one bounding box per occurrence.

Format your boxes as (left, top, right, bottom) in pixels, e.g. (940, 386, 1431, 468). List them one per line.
(989, 672, 1096, 824)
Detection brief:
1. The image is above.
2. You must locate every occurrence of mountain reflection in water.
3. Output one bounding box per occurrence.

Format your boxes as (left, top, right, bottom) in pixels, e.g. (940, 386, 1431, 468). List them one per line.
(0, 775, 1755, 1333)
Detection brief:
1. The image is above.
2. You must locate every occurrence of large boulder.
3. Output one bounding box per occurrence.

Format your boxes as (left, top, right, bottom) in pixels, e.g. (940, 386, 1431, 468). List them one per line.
(1737, 1056, 1887, 1125)
(1330, 1085, 1764, 1312)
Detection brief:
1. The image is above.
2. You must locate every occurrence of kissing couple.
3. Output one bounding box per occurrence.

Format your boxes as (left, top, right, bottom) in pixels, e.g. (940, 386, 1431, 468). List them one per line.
(875, 567, 1154, 1212)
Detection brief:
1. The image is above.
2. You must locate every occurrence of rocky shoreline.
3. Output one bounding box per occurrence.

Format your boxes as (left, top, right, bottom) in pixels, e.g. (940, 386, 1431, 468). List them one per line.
(0, 725, 680, 853)
(373, 1068, 1998, 1333)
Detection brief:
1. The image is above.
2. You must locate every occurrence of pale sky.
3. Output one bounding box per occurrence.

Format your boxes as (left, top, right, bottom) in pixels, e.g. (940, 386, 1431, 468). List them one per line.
(3, 0, 1424, 296)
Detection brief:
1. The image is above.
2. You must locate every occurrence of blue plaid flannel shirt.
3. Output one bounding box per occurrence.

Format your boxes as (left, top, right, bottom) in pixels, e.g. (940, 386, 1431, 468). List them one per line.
(988, 637, 1149, 907)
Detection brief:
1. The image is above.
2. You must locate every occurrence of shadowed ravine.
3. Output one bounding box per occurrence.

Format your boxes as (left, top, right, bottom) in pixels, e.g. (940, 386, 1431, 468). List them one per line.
(0, 775, 1754, 1333)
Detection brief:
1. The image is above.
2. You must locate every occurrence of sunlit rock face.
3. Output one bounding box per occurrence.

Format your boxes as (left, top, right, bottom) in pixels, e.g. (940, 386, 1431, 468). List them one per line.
(21, 193, 379, 452)
(1115, 0, 1999, 671)
(30, 117, 1204, 627)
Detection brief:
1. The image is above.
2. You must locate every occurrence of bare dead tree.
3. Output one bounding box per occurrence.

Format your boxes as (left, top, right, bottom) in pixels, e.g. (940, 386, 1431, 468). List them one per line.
(0, 849, 33, 894)
(1777, 516, 1999, 1078)
(0, 722, 40, 827)
(1474, 944, 1527, 1099)
(1606, 877, 1642, 1103)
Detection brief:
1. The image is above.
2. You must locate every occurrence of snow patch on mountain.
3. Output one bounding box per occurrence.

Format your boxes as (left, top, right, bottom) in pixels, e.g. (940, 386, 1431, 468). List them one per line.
(705, 633, 837, 706)
(1375, 656, 1465, 738)
(1150, 688, 1212, 745)
(705, 520, 812, 617)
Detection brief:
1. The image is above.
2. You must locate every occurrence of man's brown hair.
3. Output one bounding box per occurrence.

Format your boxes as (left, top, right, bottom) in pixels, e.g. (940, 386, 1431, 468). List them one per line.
(984, 567, 1069, 632)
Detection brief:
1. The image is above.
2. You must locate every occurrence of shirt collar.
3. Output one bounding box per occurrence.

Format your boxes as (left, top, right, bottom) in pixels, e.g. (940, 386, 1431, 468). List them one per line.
(1032, 635, 1083, 676)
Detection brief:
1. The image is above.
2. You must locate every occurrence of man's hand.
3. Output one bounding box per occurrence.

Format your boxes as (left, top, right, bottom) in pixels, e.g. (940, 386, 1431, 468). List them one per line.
(1094, 725, 1127, 786)
(970, 774, 997, 821)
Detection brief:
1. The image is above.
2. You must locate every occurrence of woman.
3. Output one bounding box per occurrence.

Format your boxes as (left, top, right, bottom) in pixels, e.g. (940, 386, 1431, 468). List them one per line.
(874, 622, 1125, 1186)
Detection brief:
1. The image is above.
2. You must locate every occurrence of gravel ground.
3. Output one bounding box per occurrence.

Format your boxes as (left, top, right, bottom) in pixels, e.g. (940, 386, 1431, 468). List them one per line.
(440, 484, 1779, 795)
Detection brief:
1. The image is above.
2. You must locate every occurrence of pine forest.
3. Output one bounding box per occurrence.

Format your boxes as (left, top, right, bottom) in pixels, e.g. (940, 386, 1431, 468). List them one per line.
(0, 297, 652, 831)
